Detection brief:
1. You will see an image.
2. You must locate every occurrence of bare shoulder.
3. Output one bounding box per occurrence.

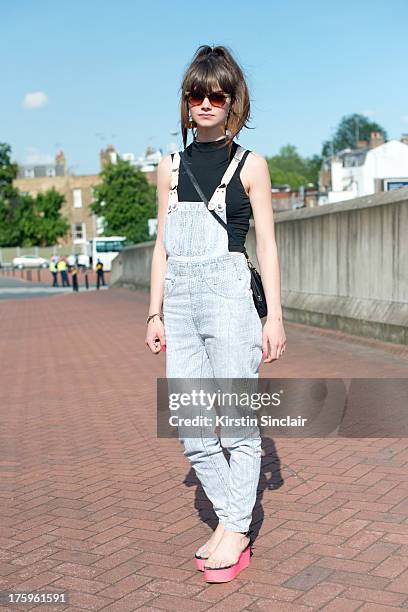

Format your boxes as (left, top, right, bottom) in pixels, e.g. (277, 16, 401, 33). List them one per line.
(245, 150, 268, 173)
(240, 149, 270, 193)
(157, 153, 173, 190)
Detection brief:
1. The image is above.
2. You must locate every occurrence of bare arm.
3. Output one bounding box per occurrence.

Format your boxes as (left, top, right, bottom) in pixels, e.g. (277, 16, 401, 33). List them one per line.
(241, 152, 287, 362)
(144, 154, 172, 354)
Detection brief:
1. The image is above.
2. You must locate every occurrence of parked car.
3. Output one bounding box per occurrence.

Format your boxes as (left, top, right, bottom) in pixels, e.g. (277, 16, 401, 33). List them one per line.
(12, 255, 50, 269)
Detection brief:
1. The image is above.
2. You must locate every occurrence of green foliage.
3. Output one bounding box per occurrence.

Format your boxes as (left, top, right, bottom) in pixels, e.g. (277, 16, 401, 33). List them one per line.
(321, 113, 388, 157)
(0, 142, 69, 247)
(91, 158, 157, 243)
(266, 144, 322, 190)
(0, 143, 21, 246)
(31, 188, 70, 246)
(0, 143, 19, 193)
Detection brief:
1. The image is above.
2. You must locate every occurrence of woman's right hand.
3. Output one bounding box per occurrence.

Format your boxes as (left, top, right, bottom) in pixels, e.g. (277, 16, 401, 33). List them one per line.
(145, 317, 166, 354)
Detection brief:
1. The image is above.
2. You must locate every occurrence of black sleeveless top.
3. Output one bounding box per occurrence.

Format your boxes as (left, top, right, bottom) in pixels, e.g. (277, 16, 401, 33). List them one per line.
(173, 136, 252, 252)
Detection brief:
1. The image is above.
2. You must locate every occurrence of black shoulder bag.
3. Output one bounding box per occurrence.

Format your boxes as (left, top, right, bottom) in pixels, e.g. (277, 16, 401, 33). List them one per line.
(179, 151, 267, 319)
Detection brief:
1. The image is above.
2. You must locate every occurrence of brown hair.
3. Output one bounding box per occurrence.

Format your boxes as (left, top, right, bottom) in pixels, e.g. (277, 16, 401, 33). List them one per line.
(180, 45, 251, 155)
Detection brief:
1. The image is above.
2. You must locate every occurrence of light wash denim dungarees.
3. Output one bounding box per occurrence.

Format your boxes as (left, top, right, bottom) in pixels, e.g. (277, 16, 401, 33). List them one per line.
(163, 146, 263, 532)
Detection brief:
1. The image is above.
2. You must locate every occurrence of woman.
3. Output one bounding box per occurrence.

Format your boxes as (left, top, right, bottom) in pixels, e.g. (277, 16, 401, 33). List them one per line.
(145, 45, 286, 581)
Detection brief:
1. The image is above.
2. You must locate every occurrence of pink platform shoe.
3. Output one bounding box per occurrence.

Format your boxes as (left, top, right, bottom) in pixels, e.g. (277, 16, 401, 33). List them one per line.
(194, 553, 206, 572)
(202, 529, 254, 583)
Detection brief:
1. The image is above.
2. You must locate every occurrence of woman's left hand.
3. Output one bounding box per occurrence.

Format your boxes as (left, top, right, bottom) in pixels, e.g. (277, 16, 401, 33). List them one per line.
(262, 319, 287, 363)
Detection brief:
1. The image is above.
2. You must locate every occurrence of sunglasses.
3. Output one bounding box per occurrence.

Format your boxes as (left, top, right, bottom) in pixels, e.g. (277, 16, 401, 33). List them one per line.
(186, 90, 231, 108)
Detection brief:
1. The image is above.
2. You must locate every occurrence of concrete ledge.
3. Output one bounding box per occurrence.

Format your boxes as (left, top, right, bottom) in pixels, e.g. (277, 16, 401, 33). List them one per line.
(275, 184, 408, 222)
(282, 291, 408, 345)
(110, 241, 154, 290)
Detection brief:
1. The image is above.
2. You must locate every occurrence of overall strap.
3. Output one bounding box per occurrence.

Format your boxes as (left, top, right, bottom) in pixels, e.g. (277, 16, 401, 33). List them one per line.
(208, 145, 247, 211)
(168, 152, 180, 211)
(221, 145, 247, 186)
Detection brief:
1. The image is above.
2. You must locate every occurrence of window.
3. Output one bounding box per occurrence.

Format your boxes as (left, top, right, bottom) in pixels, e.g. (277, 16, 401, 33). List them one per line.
(73, 223, 86, 242)
(73, 188, 82, 208)
(96, 216, 105, 235)
(96, 240, 125, 253)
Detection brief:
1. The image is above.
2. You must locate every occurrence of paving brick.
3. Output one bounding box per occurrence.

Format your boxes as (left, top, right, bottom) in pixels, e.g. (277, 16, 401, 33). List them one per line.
(385, 568, 408, 595)
(295, 581, 345, 608)
(358, 605, 406, 611)
(239, 581, 303, 601)
(343, 586, 407, 607)
(137, 593, 210, 611)
(99, 589, 157, 611)
(327, 569, 390, 589)
(249, 600, 314, 611)
(321, 598, 364, 611)
(272, 552, 319, 575)
(145, 577, 204, 598)
(313, 557, 376, 574)
(137, 564, 195, 582)
(282, 564, 334, 590)
(208, 592, 256, 611)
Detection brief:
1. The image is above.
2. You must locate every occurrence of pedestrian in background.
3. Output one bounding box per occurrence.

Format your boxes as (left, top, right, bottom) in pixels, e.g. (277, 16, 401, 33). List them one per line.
(71, 264, 79, 292)
(96, 259, 105, 289)
(57, 256, 70, 287)
(49, 259, 58, 287)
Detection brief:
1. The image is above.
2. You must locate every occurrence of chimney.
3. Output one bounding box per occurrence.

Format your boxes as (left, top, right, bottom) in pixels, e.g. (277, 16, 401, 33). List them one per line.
(55, 150, 67, 175)
(100, 144, 118, 169)
(369, 131, 385, 148)
(356, 139, 369, 149)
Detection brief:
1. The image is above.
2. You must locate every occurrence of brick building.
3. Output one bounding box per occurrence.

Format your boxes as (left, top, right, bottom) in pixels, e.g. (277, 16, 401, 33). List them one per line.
(14, 150, 102, 250)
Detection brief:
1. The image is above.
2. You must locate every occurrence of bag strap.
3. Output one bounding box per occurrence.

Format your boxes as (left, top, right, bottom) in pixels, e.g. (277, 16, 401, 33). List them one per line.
(179, 146, 250, 261)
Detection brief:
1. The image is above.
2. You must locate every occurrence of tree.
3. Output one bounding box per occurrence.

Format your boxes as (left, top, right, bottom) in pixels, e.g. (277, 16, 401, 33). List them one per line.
(321, 113, 388, 158)
(91, 158, 157, 243)
(266, 145, 321, 191)
(0, 142, 69, 246)
(0, 143, 21, 246)
(27, 189, 69, 246)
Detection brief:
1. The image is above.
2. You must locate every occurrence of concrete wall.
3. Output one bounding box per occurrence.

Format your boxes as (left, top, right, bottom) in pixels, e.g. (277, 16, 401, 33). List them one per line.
(111, 187, 408, 345)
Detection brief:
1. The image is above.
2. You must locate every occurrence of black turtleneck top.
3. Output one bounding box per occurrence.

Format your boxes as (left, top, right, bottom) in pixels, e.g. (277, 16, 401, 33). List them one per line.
(172, 136, 252, 252)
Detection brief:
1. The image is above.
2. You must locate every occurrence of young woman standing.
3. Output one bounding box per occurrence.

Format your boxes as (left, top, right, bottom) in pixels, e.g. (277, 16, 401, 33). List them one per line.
(145, 45, 286, 581)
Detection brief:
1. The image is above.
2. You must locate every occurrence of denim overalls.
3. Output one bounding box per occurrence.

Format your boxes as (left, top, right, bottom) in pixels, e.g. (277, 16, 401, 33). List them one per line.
(162, 145, 263, 532)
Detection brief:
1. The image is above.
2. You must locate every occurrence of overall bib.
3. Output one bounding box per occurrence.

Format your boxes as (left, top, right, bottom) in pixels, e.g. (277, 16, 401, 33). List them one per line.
(163, 146, 263, 532)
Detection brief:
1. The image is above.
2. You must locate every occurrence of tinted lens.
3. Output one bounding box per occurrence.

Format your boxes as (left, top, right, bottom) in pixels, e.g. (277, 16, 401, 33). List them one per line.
(188, 93, 205, 106)
(208, 93, 228, 107)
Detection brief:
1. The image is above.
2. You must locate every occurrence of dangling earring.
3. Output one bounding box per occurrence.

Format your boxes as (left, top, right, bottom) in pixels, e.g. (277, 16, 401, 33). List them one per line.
(225, 110, 231, 138)
(187, 113, 196, 129)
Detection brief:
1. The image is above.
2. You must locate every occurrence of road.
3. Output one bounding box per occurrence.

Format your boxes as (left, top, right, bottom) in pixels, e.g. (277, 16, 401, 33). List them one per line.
(0, 275, 108, 300)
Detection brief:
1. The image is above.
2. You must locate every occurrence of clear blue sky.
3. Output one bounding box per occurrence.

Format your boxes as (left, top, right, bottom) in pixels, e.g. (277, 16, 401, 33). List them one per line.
(2, 0, 407, 175)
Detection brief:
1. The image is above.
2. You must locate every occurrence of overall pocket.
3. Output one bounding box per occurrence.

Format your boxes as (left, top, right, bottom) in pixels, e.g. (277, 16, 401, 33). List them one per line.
(202, 258, 252, 299)
(163, 274, 177, 298)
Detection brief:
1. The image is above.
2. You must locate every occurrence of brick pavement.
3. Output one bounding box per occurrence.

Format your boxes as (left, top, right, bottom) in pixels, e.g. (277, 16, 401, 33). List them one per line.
(0, 287, 408, 611)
